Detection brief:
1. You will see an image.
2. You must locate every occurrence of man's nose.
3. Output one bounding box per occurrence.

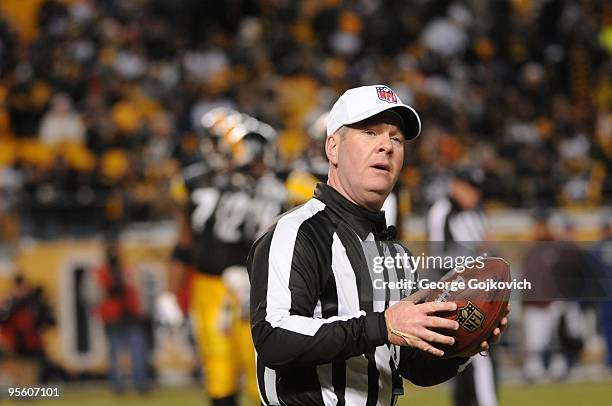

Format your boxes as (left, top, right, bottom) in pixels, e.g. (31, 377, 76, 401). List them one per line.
(377, 133, 393, 153)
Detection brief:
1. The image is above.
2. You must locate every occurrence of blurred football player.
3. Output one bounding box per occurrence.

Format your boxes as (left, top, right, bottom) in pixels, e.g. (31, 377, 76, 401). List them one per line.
(160, 110, 286, 406)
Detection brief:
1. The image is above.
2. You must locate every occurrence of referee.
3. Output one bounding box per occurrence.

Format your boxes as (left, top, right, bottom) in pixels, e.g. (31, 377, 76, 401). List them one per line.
(248, 85, 508, 405)
(427, 168, 498, 406)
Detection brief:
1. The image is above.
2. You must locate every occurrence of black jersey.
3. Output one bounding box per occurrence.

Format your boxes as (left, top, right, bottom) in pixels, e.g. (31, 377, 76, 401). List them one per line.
(182, 163, 286, 276)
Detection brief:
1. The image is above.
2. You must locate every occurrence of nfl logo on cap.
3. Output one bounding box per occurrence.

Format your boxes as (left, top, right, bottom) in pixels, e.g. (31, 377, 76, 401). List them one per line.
(376, 86, 398, 104)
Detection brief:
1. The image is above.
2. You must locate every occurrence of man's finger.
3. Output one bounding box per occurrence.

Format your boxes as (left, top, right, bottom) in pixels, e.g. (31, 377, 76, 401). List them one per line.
(425, 345, 444, 357)
(419, 327, 455, 346)
(418, 301, 457, 314)
(423, 315, 460, 331)
(391, 324, 455, 346)
(416, 340, 444, 357)
(488, 328, 501, 345)
(395, 331, 445, 356)
(488, 322, 505, 341)
(391, 323, 453, 352)
(403, 289, 428, 304)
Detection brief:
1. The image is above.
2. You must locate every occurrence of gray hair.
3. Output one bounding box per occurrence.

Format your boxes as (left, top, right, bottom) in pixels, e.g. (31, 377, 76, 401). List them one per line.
(334, 126, 348, 136)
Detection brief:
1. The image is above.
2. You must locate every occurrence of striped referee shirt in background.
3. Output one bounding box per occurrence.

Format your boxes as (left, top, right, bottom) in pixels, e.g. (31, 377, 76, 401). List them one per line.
(248, 183, 468, 406)
(426, 196, 497, 406)
(427, 197, 487, 243)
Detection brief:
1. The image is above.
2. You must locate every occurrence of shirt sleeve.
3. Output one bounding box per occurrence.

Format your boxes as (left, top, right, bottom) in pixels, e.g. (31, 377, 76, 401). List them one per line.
(398, 346, 471, 386)
(248, 223, 388, 369)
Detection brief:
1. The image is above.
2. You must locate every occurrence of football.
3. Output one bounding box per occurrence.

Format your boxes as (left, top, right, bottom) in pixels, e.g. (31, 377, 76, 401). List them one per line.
(423, 257, 511, 358)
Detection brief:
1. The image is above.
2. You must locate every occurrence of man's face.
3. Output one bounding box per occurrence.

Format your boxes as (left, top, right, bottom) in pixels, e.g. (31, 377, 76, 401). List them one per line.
(326, 111, 405, 210)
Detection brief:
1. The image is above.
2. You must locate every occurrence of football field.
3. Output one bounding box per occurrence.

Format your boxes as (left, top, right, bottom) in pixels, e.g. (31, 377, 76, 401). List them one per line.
(6, 380, 611, 406)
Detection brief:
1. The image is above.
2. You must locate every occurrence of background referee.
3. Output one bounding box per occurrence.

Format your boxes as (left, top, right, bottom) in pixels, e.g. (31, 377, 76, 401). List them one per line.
(427, 168, 498, 406)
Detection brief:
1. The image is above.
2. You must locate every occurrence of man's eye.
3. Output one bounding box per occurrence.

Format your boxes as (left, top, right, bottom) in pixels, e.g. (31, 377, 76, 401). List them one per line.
(391, 136, 402, 144)
(364, 130, 377, 136)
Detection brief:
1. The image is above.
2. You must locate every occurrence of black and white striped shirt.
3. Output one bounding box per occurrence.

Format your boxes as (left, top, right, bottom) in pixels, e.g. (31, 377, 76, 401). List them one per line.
(248, 183, 468, 406)
(426, 196, 497, 406)
(427, 197, 487, 243)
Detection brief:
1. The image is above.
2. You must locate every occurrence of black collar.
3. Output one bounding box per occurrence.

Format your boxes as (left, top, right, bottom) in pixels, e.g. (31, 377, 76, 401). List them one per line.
(448, 196, 462, 214)
(314, 183, 388, 240)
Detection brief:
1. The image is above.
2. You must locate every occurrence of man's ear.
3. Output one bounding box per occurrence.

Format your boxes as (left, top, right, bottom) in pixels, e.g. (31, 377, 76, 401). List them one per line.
(325, 134, 339, 166)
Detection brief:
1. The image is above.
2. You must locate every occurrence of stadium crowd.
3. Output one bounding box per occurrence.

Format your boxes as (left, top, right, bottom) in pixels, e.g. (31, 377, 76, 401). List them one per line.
(0, 0, 610, 239)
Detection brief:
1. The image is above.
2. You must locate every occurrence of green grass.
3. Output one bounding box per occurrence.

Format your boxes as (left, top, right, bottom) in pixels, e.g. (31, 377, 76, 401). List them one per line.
(5, 380, 611, 405)
(400, 380, 612, 406)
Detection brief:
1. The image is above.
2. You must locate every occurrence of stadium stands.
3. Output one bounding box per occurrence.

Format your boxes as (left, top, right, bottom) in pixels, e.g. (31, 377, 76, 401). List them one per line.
(0, 0, 609, 240)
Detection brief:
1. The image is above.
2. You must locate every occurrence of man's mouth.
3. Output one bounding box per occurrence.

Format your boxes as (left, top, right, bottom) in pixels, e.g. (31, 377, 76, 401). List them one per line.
(371, 163, 391, 172)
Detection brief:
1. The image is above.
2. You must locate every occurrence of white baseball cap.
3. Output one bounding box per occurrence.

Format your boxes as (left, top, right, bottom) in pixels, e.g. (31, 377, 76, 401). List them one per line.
(326, 85, 421, 140)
